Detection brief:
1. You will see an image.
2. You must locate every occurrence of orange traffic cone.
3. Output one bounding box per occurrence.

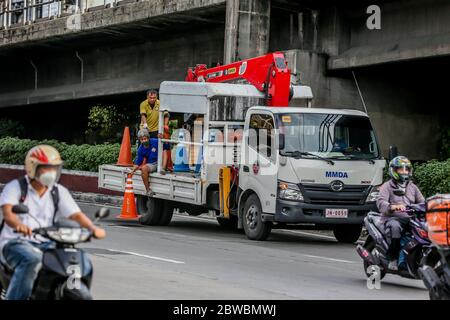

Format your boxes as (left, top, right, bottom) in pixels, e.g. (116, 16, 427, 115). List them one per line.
(118, 174, 139, 220)
(117, 127, 133, 166)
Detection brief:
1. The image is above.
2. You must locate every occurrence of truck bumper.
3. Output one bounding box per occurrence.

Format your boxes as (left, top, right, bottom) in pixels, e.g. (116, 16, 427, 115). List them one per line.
(262, 199, 377, 225)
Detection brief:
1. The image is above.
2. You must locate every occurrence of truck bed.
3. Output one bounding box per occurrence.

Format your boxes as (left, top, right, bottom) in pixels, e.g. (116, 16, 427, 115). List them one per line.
(98, 164, 202, 205)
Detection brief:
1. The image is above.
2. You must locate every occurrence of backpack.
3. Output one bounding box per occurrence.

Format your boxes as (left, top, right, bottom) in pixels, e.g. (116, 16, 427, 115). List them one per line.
(0, 176, 59, 234)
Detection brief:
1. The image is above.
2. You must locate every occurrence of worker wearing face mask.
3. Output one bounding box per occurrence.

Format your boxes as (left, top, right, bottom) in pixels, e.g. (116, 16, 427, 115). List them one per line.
(0, 145, 105, 300)
(130, 129, 158, 195)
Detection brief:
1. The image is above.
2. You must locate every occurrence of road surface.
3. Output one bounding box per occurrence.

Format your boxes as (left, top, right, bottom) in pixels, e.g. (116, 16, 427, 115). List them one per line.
(78, 202, 428, 300)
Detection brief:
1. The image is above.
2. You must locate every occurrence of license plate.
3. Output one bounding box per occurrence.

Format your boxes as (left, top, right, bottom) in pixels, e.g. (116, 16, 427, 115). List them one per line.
(325, 208, 348, 218)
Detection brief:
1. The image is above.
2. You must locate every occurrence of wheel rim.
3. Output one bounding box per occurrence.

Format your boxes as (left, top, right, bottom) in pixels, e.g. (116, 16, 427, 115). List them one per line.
(246, 205, 258, 230)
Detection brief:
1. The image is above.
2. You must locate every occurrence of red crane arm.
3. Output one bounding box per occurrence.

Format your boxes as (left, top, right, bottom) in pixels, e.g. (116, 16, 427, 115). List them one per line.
(185, 52, 292, 106)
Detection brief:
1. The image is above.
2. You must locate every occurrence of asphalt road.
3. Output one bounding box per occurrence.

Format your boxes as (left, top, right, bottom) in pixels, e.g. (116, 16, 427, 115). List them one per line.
(78, 202, 428, 300)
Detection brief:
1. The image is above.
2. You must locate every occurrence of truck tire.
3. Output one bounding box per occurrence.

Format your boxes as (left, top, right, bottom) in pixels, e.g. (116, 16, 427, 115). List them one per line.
(158, 200, 175, 226)
(333, 224, 362, 244)
(216, 215, 238, 229)
(137, 196, 162, 226)
(243, 194, 272, 241)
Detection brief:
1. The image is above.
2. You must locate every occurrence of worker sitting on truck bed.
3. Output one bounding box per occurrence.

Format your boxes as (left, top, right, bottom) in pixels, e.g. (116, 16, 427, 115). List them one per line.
(130, 129, 158, 195)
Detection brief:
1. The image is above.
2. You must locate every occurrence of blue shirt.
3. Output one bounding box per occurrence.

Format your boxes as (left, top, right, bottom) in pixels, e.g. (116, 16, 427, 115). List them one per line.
(134, 138, 158, 165)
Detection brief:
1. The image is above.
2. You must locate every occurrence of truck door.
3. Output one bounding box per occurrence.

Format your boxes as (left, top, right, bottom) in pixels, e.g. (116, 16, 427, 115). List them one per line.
(240, 112, 278, 214)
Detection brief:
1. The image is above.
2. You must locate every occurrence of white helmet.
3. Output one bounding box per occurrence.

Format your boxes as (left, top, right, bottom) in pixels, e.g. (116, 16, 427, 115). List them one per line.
(25, 145, 63, 179)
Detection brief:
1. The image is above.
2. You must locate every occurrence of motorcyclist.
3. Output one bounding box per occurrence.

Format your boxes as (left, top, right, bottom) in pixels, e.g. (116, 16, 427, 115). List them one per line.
(376, 156, 425, 271)
(0, 145, 106, 300)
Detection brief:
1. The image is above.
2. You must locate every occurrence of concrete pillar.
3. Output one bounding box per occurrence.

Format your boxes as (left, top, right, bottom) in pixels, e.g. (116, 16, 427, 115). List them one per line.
(224, 0, 271, 63)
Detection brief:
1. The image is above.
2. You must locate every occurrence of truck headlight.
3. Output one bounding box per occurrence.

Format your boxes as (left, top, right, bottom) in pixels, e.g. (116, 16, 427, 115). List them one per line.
(366, 185, 381, 203)
(278, 180, 304, 201)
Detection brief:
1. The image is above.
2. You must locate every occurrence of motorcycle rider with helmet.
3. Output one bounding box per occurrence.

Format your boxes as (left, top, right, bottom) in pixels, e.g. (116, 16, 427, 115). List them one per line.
(376, 156, 425, 271)
(0, 145, 106, 300)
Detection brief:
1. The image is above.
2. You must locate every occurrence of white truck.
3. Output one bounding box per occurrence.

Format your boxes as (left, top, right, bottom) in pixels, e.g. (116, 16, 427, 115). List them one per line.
(98, 80, 386, 243)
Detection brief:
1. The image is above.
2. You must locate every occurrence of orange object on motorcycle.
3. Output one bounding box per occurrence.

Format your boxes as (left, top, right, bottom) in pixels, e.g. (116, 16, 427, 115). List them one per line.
(426, 194, 450, 247)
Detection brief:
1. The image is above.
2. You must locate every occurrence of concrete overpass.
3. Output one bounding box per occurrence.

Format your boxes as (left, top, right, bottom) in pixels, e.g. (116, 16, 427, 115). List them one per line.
(0, 0, 448, 159)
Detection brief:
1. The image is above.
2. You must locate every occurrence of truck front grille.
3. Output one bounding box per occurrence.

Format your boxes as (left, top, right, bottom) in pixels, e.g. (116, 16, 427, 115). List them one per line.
(301, 183, 370, 206)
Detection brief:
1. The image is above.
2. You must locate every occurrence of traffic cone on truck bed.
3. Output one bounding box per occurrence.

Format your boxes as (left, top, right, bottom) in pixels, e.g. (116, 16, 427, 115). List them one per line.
(117, 127, 133, 166)
(118, 174, 139, 220)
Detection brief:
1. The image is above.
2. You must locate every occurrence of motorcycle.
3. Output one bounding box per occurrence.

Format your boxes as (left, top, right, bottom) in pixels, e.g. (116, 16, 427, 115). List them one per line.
(0, 204, 109, 300)
(418, 194, 450, 300)
(356, 203, 439, 281)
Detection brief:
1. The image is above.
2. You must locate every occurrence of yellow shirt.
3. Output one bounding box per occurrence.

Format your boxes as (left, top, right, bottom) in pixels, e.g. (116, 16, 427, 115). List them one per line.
(140, 99, 160, 132)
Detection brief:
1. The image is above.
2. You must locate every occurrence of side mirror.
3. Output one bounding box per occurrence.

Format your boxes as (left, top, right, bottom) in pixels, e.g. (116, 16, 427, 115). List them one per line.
(278, 133, 285, 150)
(12, 204, 29, 214)
(388, 145, 398, 162)
(95, 208, 110, 220)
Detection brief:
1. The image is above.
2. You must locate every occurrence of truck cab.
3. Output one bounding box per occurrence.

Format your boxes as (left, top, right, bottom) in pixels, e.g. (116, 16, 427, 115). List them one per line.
(238, 107, 385, 242)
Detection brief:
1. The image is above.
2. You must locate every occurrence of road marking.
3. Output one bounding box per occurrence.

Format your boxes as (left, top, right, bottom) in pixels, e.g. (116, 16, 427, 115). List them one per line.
(275, 229, 337, 240)
(105, 248, 185, 264)
(301, 254, 358, 264)
(275, 229, 365, 245)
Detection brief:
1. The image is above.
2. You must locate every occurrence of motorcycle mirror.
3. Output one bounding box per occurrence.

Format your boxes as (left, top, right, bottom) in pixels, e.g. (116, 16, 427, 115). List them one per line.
(278, 133, 285, 150)
(12, 204, 29, 214)
(95, 208, 110, 219)
(388, 145, 398, 162)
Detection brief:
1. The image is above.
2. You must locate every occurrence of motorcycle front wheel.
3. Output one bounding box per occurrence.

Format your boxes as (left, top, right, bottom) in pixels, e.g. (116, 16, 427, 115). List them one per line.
(363, 237, 387, 281)
(54, 281, 93, 300)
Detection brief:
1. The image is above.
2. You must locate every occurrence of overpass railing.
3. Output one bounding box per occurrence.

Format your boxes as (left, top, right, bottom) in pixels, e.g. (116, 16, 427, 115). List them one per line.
(0, 0, 137, 29)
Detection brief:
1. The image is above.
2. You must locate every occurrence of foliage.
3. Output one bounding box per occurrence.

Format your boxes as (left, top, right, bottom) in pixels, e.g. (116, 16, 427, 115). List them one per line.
(0, 118, 24, 138)
(0, 137, 136, 172)
(86, 105, 129, 144)
(414, 159, 450, 198)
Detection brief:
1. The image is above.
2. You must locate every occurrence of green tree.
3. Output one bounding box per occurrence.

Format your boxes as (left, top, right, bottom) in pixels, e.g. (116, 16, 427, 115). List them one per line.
(0, 118, 24, 138)
(85, 105, 128, 144)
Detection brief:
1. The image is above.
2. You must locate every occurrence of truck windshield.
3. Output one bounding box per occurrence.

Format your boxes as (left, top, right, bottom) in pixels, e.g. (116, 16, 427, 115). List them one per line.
(276, 113, 380, 160)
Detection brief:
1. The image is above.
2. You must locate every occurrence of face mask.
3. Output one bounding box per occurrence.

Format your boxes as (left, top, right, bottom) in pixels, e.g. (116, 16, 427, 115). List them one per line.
(142, 141, 150, 147)
(399, 173, 410, 182)
(38, 170, 58, 187)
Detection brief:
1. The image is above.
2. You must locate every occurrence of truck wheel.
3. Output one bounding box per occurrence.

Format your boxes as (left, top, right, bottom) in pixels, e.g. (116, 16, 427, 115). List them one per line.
(158, 200, 175, 226)
(333, 224, 362, 244)
(137, 196, 162, 226)
(217, 215, 238, 229)
(243, 194, 272, 241)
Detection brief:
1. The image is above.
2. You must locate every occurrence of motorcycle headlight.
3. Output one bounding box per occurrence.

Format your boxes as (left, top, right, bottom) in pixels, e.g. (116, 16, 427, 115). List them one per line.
(46, 228, 91, 244)
(278, 180, 304, 201)
(366, 185, 381, 203)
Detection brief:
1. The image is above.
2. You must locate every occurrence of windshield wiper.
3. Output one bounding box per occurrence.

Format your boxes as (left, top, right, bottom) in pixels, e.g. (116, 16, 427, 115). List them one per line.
(281, 151, 334, 165)
(330, 154, 376, 164)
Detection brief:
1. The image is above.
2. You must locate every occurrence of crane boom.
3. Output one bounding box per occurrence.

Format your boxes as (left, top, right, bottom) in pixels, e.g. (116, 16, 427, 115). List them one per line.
(185, 52, 292, 106)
